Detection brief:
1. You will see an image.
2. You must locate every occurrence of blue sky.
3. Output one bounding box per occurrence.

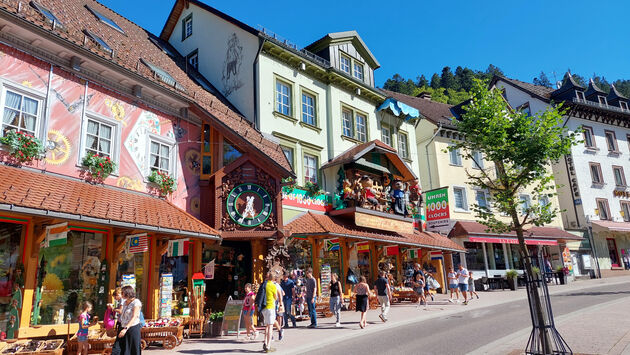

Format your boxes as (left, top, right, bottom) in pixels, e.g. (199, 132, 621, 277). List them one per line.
(103, 0, 630, 87)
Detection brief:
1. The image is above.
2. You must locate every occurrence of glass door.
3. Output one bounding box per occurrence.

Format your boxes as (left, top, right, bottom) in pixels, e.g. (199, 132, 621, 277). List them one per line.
(607, 238, 620, 267)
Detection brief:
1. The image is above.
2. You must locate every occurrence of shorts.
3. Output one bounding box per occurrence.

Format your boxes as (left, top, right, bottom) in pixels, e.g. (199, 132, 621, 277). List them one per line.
(262, 308, 276, 326)
(449, 284, 458, 290)
(458, 283, 469, 292)
(243, 309, 254, 317)
(77, 335, 88, 342)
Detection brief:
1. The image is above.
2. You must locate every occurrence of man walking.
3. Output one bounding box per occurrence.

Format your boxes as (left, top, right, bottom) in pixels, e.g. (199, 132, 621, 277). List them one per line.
(457, 264, 470, 305)
(305, 268, 317, 328)
(280, 271, 297, 328)
(255, 271, 278, 352)
(374, 271, 391, 322)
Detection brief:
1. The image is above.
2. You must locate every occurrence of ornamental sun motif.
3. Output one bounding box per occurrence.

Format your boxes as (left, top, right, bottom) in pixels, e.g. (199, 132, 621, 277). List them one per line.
(226, 183, 272, 227)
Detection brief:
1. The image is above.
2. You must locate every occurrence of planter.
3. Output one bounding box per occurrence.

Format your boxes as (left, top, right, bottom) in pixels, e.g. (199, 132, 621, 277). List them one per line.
(507, 277, 518, 291)
(208, 321, 223, 337)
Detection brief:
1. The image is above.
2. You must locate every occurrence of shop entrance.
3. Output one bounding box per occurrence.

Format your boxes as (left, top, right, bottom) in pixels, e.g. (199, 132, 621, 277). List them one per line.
(607, 238, 620, 267)
(203, 240, 252, 313)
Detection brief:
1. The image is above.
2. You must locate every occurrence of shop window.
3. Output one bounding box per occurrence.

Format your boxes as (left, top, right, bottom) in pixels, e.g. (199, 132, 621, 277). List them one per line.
(490, 243, 506, 270)
(33, 231, 104, 325)
(159, 254, 189, 316)
(319, 248, 340, 279)
(116, 252, 146, 310)
(286, 237, 312, 272)
(509, 244, 524, 270)
(200, 124, 212, 178)
(0, 222, 23, 332)
(223, 139, 243, 167)
(463, 242, 485, 270)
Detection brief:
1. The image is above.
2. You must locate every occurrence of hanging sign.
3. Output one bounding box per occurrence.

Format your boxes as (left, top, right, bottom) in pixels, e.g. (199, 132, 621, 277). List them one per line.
(425, 187, 450, 232)
(204, 259, 215, 279)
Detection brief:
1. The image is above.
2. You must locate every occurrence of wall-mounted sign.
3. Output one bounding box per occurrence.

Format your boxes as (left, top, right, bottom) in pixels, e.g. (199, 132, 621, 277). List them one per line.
(282, 187, 331, 212)
(425, 187, 450, 232)
(613, 190, 630, 198)
(355, 211, 414, 234)
(226, 183, 272, 227)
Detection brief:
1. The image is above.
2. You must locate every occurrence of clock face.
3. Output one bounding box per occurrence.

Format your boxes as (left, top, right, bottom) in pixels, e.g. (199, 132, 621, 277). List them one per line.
(226, 183, 272, 227)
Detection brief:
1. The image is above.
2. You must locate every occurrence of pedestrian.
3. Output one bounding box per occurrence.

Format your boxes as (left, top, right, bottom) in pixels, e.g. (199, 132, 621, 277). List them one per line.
(329, 273, 343, 327)
(447, 267, 459, 302)
(273, 273, 285, 341)
(468, 271, 480, 300)
(413, 271, 426, 309)
(255, 271, 278, 353)
(412, 263, 425, 303)
(354, 276, 370, 329)
(373, 270, 391, 322)
(280, 272, 297, 328)
(242, 283, 258, 340)
(111, 285, 142, 355)
(77, 301, 95, 355)
(305, 268, 318, 328)
(425, 272, 439, 301)
(457, 264, 470, 305)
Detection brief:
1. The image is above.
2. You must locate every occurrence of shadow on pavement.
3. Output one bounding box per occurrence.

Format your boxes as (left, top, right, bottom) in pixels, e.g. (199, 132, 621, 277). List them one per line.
(557, 290, 630, 297)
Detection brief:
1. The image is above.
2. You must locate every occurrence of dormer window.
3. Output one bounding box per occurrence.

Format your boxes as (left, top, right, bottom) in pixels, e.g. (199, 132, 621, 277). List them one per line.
(353, 62, 364, 80)
(598, 96, 608, 105)
(621, 101, 628, 111)
(31, 1, 63, 28)
(140, 59, 186, 93)
(340, 54, 351, 74)
(86, 5, 125, 34)
(84, 30, 112, 54)
(576, 91, 586, 101)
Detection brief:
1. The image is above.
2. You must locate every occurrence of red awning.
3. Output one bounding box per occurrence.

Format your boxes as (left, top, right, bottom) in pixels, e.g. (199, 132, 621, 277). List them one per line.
(450, 221, 581, 242)
(469, 236, 558, 246)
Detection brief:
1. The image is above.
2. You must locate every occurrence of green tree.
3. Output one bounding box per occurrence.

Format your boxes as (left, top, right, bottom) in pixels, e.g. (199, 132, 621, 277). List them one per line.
(416, 74, 429, 88)
(449, 79, 579, 352)
(592, 74, 611, 93)
(440, 66, 457, 90)
(533, 71, 552, 88)
(430, 73, 441, 89)
(383, 74, 416, 95)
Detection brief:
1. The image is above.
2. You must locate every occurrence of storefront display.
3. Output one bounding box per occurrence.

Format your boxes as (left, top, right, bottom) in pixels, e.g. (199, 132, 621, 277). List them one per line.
(33, 231, 104, 325)
(286, 237, 312, 272)
(116, 252, 146, 308)
(0, 222, 22, 333)
(202, 241, 251, 313)
(159, 255, 189, 317)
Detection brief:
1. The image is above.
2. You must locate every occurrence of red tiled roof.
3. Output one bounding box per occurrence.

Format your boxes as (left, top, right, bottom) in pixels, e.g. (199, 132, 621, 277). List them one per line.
(0, 165, 219, 238)
(285, 212, 465, 252)
(449, 221, 581, 241)
(0, 0, 292, 174)
(381, 90, 457, 127)
(321, 139, 396, 169)
(591, 220, 630, 232)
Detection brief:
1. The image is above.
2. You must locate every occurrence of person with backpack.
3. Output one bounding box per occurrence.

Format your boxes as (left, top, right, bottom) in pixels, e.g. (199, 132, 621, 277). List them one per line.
(255, 271, 278, 353)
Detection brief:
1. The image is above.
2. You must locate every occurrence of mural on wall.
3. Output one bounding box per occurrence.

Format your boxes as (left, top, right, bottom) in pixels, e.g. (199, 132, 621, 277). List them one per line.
(45, 129, 71, 165)
(124, 110, 162, 176)
(221, 33, 244, 97)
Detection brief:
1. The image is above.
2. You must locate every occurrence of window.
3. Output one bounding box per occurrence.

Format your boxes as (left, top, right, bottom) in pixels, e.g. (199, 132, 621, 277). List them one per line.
(31, 1, 63, 28)
(0, 222, 22, 330)
(275, 80, 291, 116)
(200, 124, 212, 177)
(150, 140, 172, 174)
(453, 187, 467, 211)
(598, 96, 608, 105)
(355, 113, 367, 142)
(449, 144, 462, 166)
(398, 131, 409, 159)
(222, 139, 242, 167)
(519, 194, 531, 215)
(141, 59, 186, 92)
(613, 166, 626, 187)
(381, 124, 391, 146)
(576, 91, 586, 101)
(301, 92, 316, 125)
(590, 163, 603, 184)
(1, 89, 40, 137)
(340, 54, 350, 74)
(621, 201, 630, 222)
(621, 101, 629, 111)
(463, 242, 486, 271)
(475, 190, 490, 211)
(281, 146, 294, 168)
(490, 243, 506, 270)
(596, 198, 611, 220)
(342, 109, 353, 137)
(84, 118, 113, 158)
(509, 244, 524, 270)
(353, 62, 364, 80)
(583, 126, 595, 148)
(605, 130, 618, 152)
(472, 150, 484, 169)
(187, 50, 198, 70)
(84, 30, 112, 54)
(86, 5, 125, 34)
(539, 195, 550, 208)
(304, 153, 318, 184)
(182, 14, 193, 40)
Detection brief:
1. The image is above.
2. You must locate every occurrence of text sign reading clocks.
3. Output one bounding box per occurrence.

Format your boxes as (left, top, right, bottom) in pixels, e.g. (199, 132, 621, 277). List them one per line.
(226, 183, 272, 227)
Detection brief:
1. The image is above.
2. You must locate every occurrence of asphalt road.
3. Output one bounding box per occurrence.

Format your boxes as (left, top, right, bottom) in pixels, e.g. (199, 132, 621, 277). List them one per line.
(301, 282, 630, 355)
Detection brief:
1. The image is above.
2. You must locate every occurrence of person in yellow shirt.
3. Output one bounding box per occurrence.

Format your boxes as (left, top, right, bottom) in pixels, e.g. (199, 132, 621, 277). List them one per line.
(262, 271, 278, 352)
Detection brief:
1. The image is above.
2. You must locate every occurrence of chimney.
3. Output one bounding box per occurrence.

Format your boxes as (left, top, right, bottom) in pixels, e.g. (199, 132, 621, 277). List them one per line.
(416, 91, 432, 100)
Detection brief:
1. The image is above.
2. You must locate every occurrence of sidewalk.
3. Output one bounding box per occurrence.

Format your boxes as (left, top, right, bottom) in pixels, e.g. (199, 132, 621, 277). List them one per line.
(145, 276, 630, 355)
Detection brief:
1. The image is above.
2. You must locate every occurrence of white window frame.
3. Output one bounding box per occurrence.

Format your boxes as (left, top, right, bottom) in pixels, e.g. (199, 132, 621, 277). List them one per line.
(621, 101, 629, 111)
(183, 15, 193, 39)
(275, 79, 292, 116)
(474, 189, 491, 211)
(381, 124, 391, 146)
(188, 52, 198, 70)
(301, 92, 316, 126)
(519, 194, 531, 215)
(281, 146, 294, 168)
(342, 108, 353, 138)
(78, 111, 122, 174)
(449, 144, 462, 166)
(146, 134, 176, 178)
(472, 150, 484, 169)
(303, 153, 318, 185)
(353, 61, 364, 80)
(340, 53, 351, 74)
(398, 131, 409, 159)
(0, 83, 46, 141)
(453, 186, 468, 212)
(355, 112, 367, 142)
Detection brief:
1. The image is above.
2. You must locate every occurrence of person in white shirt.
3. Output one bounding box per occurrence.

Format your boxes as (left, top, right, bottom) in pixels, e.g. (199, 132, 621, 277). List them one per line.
(447, 268, 459, 302)
(457, 265, 470, 305)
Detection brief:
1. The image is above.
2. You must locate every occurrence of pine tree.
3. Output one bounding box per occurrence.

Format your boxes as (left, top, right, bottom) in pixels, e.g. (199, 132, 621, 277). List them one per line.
(416, 74, 429, 88)
(440, 66, 457, 90)
(430, 73, 441, 89)
(533, 71, 552, 88)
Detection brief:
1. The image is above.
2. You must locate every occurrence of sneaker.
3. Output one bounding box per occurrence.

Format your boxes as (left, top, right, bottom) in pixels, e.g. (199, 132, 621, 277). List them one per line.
(430, 295, 434, 301)
(448, 298, 453, 303)
(476, 295, 480, 299)
(278, 329, 284, 341)
(307, 324, 316, 328)
(254, 331, 259, 340)
(379, 314, 385, 322)
(335, 322, 341, 327)
(463, 301, 468, 305)
(263, 343, 268, 352)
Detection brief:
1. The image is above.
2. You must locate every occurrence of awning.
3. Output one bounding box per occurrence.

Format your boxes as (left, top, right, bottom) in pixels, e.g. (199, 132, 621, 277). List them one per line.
(377, 97, 420, 121)
(468, 236, 557, 246)
(0, 164, 220, 240)
(591, 220, 630, 232)
(450, 221, 581, 243)
(285, 211, 465, 252)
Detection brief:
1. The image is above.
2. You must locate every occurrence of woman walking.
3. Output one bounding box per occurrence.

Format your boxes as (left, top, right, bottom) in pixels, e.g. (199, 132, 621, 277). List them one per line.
(447, 267, 459, 303)
(242, 283, 258, 340)
(112, 285, 142, 355)
(329, 273, 343, 327)
(354, 276, 370, 329)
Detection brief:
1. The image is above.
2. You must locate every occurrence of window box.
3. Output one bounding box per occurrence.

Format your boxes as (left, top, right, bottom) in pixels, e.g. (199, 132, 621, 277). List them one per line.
(81, 152, 116, 181)
(0, 129, 45, 163)
(147, 170, 176, 196)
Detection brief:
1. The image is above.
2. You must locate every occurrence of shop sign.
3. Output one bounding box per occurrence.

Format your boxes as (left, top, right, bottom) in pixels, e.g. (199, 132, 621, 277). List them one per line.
(221, 298, 244, 337)
(425, 187, 450, 232)
(469, 236, 558, 246)
(355, 211, 414, 234)
(282, 186, 332, 212)
(320, 264, 331, 297)
(613, 190, 630, 198)
(581, 254, 592, 269)
(356, 242, 369, 253)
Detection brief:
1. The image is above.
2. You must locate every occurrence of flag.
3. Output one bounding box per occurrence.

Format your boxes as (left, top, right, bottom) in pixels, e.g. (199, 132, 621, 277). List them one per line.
(45, 222, 68, 247)
(127, 233, 149, 253)
(204, 259, 215, 280)
(408, 248, 421, 259)
(356, 242, 369, 253)
(325, 238, 340, 251)
(168, 239, 189, 257)
(430, 251, 443, 260)
(384, 245, 399, 256)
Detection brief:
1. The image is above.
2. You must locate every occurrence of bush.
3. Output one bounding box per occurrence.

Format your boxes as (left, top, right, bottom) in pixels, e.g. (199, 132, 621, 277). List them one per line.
(506, 269, 519, 279)
(208, 311, 223, 322)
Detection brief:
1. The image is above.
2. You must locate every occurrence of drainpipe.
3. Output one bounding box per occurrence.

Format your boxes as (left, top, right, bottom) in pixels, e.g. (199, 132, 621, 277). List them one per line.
(419, 123, 442, 190)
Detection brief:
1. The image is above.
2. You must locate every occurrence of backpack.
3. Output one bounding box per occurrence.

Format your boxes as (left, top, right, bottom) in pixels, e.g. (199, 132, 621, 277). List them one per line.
(254, 281, 267, 310)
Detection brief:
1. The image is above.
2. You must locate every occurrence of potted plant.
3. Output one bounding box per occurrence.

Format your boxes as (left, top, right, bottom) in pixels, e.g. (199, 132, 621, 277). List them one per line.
(147, 170, 176, 196)
(304, 181, 323, 196)
(531, 266, 541, 280)
(0, 129, 45, 163)
(556, 266, 568, 285)
(505, 269, 519, 291)
(81, 152, 116, 181)
(208, 311, 223, 337)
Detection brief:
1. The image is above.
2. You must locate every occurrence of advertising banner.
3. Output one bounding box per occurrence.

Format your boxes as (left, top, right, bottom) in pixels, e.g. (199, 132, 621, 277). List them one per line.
(282, 187, 332, 212)
(425, 187, 450, 232)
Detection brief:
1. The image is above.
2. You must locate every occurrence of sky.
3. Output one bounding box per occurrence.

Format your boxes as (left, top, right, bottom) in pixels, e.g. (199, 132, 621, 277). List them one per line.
(102, 0, 630, 87)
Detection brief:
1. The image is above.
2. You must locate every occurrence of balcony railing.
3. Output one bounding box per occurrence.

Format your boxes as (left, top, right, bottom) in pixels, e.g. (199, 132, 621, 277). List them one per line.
(572, 97, 630, 114)
(258, 26, 331, 68)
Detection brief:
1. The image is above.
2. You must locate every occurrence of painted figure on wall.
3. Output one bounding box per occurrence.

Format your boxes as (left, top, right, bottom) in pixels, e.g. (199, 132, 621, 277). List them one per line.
(221, 33, 244, 96)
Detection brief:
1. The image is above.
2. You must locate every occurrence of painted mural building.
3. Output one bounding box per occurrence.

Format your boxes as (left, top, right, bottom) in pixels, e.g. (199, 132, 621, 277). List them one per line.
(0, 0, 293, 338)
(494, 73, 630, 278)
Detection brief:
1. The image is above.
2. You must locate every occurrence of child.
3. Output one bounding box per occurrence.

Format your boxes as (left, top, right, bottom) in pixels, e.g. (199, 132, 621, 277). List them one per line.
(413, 272, 426, 309)
(447, 268, 459, 302)
(468, 271, 480, 300)
(78, 301, 95, 355)
(242, 283, 258, 340)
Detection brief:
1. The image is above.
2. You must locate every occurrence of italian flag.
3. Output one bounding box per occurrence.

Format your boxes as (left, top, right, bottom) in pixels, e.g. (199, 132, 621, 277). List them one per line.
(168, 239, 189, 257)
(408, 248, 421, 259)
(45, 223, 68, 247)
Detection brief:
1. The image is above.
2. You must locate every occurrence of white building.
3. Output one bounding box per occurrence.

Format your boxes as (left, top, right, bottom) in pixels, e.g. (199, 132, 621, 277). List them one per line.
(160, 0, 420, 223)
(493, 73, 630, 278)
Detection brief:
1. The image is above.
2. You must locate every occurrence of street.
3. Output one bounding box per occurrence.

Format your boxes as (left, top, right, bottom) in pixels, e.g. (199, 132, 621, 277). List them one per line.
(302, 282, 630, 355)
